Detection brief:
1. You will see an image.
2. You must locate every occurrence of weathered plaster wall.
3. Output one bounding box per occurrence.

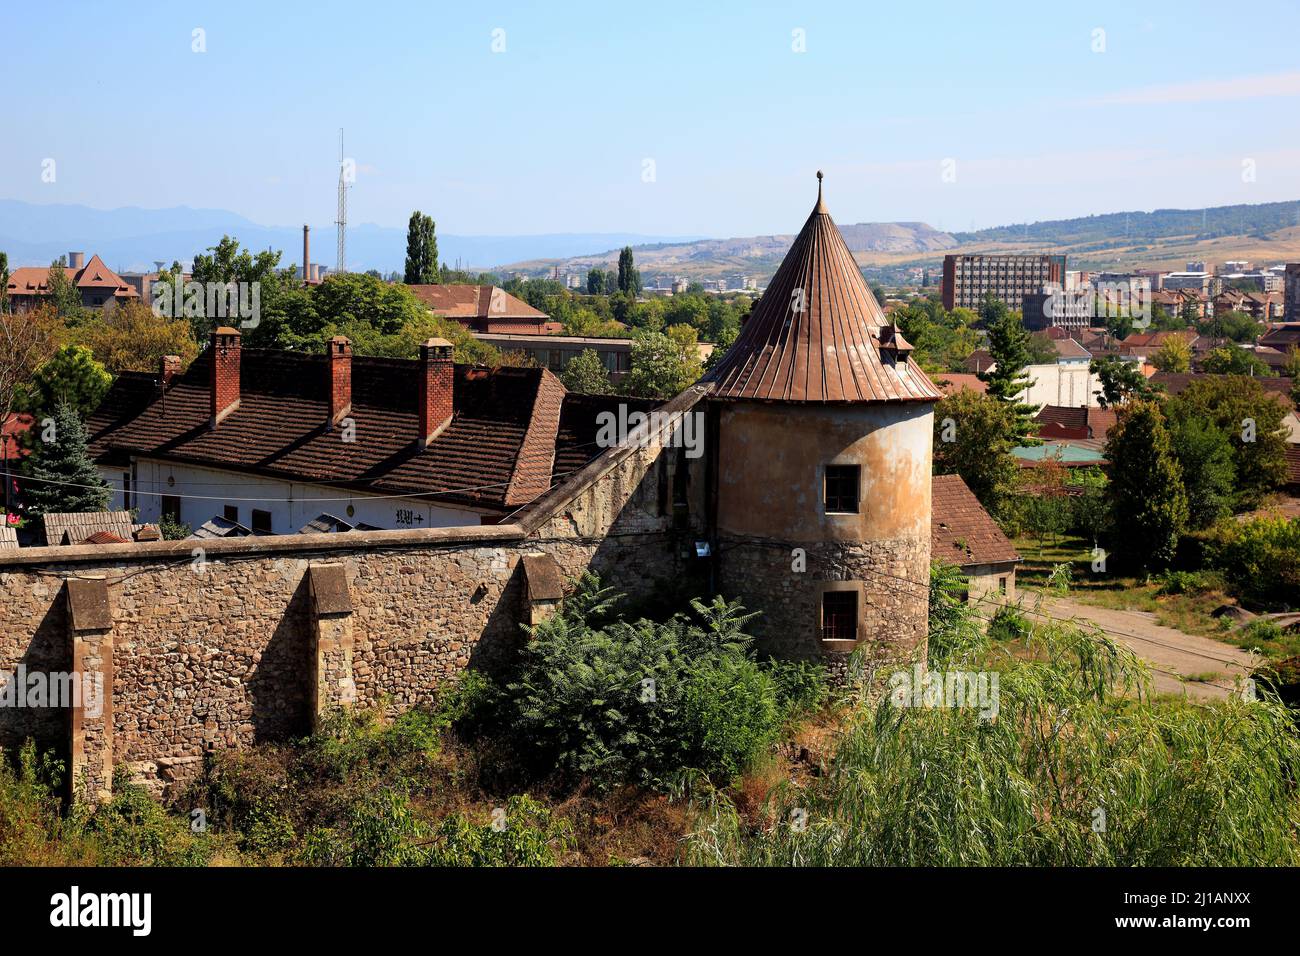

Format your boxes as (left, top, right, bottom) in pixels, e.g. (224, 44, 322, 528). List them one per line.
(715, 401, 933, 667)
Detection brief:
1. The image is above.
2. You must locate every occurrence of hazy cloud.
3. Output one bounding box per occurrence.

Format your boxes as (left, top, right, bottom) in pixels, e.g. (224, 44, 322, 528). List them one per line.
(1089, 71, 1300, 106)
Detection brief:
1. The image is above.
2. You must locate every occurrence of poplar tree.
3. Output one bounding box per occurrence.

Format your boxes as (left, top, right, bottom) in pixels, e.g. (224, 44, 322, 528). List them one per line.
(617, 247, 641, 295)
(404, 211, 439, 284)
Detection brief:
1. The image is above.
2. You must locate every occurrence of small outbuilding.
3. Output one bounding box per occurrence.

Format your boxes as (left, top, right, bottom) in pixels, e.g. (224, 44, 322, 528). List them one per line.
(931, 474, 1020, 606)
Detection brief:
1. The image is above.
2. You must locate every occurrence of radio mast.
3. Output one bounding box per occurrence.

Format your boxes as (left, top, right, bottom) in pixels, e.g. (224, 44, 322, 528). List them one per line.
(335, 128, 348, 273)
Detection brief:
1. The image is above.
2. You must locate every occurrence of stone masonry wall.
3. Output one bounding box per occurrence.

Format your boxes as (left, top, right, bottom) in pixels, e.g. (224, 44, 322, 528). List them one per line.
(0, 398, 710, 800)
(719, 534, 930, 679)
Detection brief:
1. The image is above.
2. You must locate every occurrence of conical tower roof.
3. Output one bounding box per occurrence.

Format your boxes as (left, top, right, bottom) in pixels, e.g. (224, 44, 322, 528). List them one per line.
(704, 174, 941, 403)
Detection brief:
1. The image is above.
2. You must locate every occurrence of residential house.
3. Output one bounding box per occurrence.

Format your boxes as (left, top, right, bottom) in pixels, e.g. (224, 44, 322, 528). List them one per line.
(5, 252, 138, 312)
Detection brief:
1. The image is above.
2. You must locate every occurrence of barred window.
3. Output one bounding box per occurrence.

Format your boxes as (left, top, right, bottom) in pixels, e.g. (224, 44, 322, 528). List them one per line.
(822, 591, 858, 642)
(824, 465, 860, 513)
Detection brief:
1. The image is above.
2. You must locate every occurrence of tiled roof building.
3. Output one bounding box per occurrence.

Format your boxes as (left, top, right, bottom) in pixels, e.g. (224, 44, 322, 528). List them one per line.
(931, 474, 1019, 605)
(6, 252, 138, 312)
(406, 284, 561, 334)
(85, 328, 639, 530)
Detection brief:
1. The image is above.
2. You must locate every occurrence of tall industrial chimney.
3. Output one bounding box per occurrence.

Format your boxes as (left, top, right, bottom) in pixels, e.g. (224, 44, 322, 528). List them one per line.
(303, 224, 310, 283)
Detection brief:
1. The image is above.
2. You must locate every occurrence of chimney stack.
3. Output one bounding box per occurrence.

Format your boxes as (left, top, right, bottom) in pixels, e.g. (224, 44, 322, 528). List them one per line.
(302, 224, 310, 283)
(210, 327, 242, 427)
(68, 251, 85, 270)
(418, 338, 454, 448)
(327, 336, 352, 427)
(159, 354, 181, 388)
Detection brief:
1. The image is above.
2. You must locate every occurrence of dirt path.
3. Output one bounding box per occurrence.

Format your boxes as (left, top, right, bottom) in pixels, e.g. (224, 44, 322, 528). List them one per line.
(1028, 595, 1259, 701)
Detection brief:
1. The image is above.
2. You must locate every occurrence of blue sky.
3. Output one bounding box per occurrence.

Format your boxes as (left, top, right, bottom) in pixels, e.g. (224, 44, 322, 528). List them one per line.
(4, 0, 1300, 237)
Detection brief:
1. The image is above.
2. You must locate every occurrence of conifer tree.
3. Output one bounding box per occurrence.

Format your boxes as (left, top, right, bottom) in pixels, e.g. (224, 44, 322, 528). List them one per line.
(977, 295, 1038, 442)
(1104, 400, 1188, 569)
(21, 401, 111, 517)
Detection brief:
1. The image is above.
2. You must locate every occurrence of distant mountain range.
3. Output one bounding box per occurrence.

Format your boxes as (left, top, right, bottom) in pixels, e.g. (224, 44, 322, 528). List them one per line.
(0, 200, 702, 275)
(4, 197, 1300, 285)
(500, 222, 959, 282)
(505, 200, 1300, 283)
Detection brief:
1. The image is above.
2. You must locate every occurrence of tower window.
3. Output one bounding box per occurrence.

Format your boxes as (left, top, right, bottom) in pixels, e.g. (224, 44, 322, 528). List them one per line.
(824, 465, 860, 513)
(821, 590, 858, 642)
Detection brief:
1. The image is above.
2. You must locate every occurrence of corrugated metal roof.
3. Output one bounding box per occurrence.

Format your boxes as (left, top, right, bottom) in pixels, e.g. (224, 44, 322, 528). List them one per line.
(703, 175, 941, 404)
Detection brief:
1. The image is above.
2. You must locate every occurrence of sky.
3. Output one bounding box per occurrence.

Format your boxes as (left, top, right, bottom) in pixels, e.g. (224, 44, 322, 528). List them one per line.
(4, 0, 1300, 238)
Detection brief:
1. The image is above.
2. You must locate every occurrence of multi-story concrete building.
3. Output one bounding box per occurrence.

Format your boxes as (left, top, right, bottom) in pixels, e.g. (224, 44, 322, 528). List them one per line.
(1022, 286, 1094, 332)
(1285, 264, 1300, 323)
(941, 254, 1066, 313)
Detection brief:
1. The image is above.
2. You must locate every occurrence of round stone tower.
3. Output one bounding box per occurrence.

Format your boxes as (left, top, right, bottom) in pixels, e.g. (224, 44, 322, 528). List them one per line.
(703, 174, 940, 672)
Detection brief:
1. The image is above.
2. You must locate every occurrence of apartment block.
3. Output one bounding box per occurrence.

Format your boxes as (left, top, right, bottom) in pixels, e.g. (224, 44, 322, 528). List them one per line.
(941, 254, 1066, 312)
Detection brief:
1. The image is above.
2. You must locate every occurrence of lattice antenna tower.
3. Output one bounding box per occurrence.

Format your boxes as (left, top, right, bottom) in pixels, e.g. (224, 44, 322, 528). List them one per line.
(335, 128, 348, 273)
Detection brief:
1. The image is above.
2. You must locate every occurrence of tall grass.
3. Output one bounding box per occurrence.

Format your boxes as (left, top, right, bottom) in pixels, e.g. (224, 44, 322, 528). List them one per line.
(686, 579, 1300, 866)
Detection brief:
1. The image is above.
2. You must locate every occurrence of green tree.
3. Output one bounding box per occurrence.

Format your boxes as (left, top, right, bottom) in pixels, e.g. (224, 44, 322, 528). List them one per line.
(1104, 400, 1188, 569)
(1198, 344, 1272, 377)
(27, 344, 112, 419)
(75, 301, 199, 374)
(0, 251, 9, 313)
(977, 296, 1038, 441)
(1090, 354, 1156, 408)
(403, 211, 438, 285)
(932, 389, 1022, 519)
(585, 268, 605, 295)
(45, 258, 83, 317)
(1201, 310, 1262, 344)
(622, 331, 700, 399)
(560, 349, 613, 394)
(1166, 376, 1288, 509)
(1150, 337, 1191, 373)
(188, 236, 285, 343)
(1166, 414, 1236, 530)
(617, 247, 641, 296)
(21, 401, 111, 517)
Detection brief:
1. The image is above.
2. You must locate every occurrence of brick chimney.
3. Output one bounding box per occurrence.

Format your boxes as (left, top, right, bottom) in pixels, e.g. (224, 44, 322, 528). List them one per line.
(210, 327, 241, 427)
(327, 335, 352, 428)
(159, 354, 181, 388)
(418, 338, 454, 448)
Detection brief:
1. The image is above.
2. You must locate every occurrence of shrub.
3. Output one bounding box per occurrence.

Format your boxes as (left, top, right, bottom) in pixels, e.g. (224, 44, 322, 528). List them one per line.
(767, 659, 830, 717)
(987, 605, 1030, 643)
(67, 773, 216, 866)
(1156, 569, 1221, 596)
(1238, 618, 1285, 646)
(424, 795, 573, 867)
(496, 575, 803, 789)
(681, 657, 783, 779)
(1206, 516, 1300, 609)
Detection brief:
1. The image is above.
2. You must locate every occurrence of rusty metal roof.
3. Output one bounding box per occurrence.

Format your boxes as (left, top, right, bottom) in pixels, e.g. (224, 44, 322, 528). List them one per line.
(703, 175, 941, 403)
